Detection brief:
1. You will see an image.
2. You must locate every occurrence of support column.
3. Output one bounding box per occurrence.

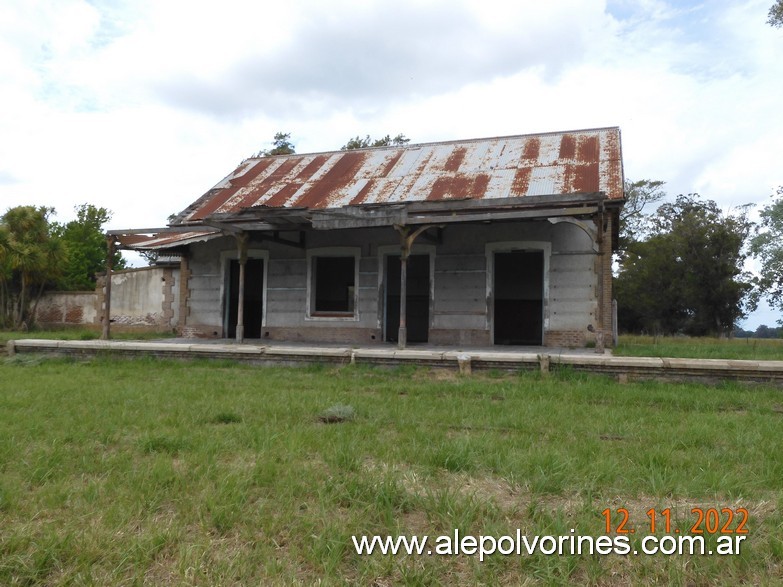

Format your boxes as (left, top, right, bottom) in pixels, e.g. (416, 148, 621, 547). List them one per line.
(235, 233, 248, 343)
(394, 225, 434, 350)
(177, 254, 190, 334)
(594, 208, 612, 354)
(101, 235, 115, 340)
(399, 239, 409, 349)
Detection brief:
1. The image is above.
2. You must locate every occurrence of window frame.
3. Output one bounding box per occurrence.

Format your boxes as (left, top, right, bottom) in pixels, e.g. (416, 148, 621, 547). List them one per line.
(306, 247, 361, 321)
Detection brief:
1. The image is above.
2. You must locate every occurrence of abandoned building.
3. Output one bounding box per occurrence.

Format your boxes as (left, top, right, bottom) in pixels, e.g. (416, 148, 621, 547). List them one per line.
(111, 127, 625, 349)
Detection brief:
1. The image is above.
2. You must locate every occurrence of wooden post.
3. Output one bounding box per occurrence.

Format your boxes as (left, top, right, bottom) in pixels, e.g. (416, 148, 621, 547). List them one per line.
(612, 298, 618, 347)
(235, 233, 247, 343)
(178, 254, 189, 334)
(594, 209, 605, 354)
(399, 242, 409, 349)
(394, 225, 433, 349)
(101, 236, 115, 340)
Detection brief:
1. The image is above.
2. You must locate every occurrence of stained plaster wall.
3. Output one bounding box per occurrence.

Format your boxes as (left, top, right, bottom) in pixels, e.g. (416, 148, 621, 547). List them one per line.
(35, 266, 179, 331)
(183, 220, 602, 346)
(108, 267, 180, 328)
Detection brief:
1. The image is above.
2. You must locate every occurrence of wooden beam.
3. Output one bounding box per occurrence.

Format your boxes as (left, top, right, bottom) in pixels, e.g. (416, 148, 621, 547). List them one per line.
(201, 219, 244, 235)
(311, 206, 407, 230)
(405, 192, 605, 213)
(107, 226, 218, 235)
(235, 233, 248, 343)
(101, 236, 115, 340)
(406, 205, 600, 225)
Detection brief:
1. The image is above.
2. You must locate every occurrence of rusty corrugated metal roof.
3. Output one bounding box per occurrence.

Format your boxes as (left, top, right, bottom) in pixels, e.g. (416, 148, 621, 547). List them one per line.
(178, 127, 623, 223)
(117, 230, 221, 250)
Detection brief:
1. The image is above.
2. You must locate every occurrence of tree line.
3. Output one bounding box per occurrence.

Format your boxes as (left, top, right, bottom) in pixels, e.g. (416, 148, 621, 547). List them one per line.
(616, 181, 783, 337)
(0, 204, 124, 329)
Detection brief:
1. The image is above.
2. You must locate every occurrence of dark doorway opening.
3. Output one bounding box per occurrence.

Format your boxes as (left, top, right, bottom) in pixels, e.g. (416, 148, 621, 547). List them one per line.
(385, 254, 430, 343)
(226, 258, 264, 338)
(493, 250, 544, 345)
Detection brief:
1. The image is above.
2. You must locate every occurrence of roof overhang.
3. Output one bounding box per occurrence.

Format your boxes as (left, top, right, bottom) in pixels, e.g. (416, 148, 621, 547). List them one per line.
(311, 192, 611, 230)
(111, 192, 622, 252)
(110, 228, 222, 251)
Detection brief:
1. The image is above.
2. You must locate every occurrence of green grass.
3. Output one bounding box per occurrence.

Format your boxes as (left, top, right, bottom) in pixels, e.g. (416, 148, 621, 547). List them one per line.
(616, 335, 783, 360)
(1, 357, 782, 585)
(0, 328, 175, 345)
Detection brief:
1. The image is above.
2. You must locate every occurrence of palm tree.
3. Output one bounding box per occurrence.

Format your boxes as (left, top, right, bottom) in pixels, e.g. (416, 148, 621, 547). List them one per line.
(0, 206, 64, 328)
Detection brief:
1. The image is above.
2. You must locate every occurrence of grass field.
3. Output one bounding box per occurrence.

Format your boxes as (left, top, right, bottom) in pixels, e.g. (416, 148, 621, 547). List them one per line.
(615, 335, 783, 360)
(0, 329, 174, 346)
(1, 356, 782, 585)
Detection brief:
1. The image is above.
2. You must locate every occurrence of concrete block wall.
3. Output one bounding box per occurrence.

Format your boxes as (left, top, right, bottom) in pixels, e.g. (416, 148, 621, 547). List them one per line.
(182, 219, 608, 347)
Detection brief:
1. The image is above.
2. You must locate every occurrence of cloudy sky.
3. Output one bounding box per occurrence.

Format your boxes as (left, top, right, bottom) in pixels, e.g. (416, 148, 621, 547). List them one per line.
(1, 0, 781, 326)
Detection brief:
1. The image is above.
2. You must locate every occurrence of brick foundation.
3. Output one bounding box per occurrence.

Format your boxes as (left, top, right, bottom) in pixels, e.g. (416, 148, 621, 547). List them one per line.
(177, 256, 191, 335)
(161, 268, 175, 326)
(262, 326, 382, 344)
(180, 325, 220, 339)
(544, 330, 588, 348)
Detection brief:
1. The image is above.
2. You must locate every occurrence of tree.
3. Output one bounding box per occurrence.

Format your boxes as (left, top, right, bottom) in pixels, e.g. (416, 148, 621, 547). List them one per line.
(615, 194, 754, 336)
(52, 204, 126, 291)
(750, 187, 783, 313)
(618, 179, 666, 255)
(258, 132, 295, 156)
(769, 0, 783, 27)
(756, 324, 776, 338)
(614, 232, 689, 335)
(0, 206, 66, 329)
(342, 134, 410, 150)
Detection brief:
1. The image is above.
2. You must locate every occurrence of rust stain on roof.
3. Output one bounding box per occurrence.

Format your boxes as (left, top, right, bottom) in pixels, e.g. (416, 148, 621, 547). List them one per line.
(559, 135, 576, 160)
(522, 137, 540, 162)
(191, 158, 275, 220)
(444, 147, 467, 172)
(262, 182, 303, 208)
(427, 174, 490, 201)
(235, 157, 301, 209)
(349, 179, 376, 206)
(295, 154, 330, 182)
(293, 151, 369, 209)
(568, 162, 600, 194)
(511, 167, 532, 196)
(577, 135, 599, 163)
(381, 151, 403, 177)
(179, 127, 623, 222)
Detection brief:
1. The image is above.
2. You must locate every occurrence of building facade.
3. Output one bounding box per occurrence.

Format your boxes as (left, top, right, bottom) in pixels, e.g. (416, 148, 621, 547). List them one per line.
(113, 128, 624, 348)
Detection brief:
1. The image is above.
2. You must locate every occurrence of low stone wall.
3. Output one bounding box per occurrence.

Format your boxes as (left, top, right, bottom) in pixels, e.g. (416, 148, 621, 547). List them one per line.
(9, 339, 783, 387)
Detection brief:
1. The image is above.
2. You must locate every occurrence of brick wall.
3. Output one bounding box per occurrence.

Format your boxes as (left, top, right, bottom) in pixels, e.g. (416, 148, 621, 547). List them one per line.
(544, 330, 587, 348)
(35, 292, 98, 327)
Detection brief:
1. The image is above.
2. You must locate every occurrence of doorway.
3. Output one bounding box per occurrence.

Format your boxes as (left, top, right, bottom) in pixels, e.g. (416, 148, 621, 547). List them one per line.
(493, 250, 544, 345)
(225, 258, 264, 338)
(385, 254, 430, 343)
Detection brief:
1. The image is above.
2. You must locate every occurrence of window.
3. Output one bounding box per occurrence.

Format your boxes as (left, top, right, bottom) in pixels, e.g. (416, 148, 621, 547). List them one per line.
(310, 255, 356, 316)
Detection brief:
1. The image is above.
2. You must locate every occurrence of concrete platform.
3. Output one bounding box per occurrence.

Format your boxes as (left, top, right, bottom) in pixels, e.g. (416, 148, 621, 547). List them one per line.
(6, 338, 783, 386)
